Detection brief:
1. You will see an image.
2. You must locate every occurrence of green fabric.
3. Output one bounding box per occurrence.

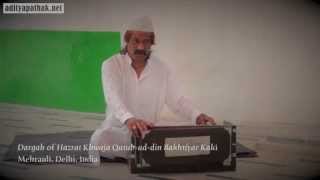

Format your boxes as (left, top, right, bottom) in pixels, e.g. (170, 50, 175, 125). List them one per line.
(0, 30, 121, 113)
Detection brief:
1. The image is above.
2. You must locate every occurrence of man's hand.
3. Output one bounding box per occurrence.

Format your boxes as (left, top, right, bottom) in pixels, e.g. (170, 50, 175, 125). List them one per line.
(125, 118, 154, 137)
(196, 113, 216, 125)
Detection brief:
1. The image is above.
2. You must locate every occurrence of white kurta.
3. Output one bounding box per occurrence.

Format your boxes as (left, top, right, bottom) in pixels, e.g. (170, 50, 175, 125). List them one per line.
(89, 53, 201, 165)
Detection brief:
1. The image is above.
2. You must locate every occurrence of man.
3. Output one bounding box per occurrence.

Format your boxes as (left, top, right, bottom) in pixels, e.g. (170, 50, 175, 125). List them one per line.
(89, 16, 215, 165)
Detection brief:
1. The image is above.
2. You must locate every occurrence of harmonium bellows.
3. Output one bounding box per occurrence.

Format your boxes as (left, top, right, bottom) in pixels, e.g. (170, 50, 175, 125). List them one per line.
(129, 121, 236, 173)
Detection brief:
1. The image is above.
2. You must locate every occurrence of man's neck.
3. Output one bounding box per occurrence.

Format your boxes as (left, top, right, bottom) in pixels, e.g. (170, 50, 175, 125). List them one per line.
(131, 58, 146, 70)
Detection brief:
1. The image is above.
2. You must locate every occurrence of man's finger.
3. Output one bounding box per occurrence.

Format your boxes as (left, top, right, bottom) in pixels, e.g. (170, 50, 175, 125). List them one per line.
(139, 121, 148, 131)
(205, 117, 216, 125)
(133, 130, 140, 137)
(130, 125, 139, 137)
(146, 121, 154, 128)
(136, 121, 142, 130)
(209, 117, 216, 124)
(133, 123, 143, 137)
(199, 118, 207, 125)
(135, 122, 144, 135)
(130, 124, 137, 134)
(130, 124, 137, 131)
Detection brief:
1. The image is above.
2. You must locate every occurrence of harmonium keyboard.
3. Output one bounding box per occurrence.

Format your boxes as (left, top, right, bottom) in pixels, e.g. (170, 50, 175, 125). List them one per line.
(129, 121, 236, 173)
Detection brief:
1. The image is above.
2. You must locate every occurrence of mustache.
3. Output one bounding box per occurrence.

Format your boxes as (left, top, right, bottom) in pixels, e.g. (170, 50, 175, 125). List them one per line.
(134, 49, 151, 55)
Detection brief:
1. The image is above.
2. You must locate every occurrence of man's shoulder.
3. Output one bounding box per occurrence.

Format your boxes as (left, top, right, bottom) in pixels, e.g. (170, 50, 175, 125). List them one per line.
(102, 53, 125, 68)
(150, 55, 169, 71)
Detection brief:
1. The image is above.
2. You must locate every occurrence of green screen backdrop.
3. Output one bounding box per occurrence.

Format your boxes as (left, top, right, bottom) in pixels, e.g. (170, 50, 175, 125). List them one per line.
(0, 30, 121, 113)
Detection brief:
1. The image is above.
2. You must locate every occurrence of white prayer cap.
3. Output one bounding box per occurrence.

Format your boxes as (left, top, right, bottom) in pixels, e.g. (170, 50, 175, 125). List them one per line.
(127, 16, 154, 32)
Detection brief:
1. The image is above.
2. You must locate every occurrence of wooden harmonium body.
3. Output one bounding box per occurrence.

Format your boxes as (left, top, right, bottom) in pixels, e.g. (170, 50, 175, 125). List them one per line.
(129, 121, 236, 173)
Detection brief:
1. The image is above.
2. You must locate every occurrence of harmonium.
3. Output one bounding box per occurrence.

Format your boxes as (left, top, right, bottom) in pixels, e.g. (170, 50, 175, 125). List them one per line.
(128, 121, 236, 173)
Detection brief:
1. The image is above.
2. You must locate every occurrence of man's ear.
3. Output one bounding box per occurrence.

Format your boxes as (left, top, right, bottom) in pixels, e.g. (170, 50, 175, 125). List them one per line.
(120, 45, 128, 55)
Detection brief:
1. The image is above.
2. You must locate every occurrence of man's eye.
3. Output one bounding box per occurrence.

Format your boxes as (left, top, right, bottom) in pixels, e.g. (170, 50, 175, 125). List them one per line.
(130, 39, 138, 44)
(143, 40, 151, 44)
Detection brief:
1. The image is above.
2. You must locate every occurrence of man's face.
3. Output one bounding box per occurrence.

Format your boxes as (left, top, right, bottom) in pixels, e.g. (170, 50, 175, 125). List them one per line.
(127, 31, 153, 62)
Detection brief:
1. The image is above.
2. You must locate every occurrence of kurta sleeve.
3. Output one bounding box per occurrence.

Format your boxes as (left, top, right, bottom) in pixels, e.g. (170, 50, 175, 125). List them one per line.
(102, 60, 134, 124)
(165, 68, 201, 124)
